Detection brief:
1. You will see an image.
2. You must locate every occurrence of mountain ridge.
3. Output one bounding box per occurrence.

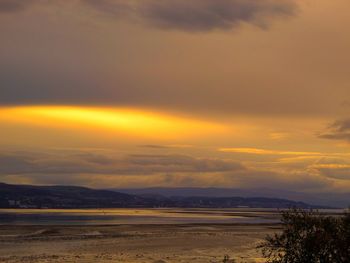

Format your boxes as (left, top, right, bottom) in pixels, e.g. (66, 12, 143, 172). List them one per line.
(0, 182, 334, 209)
(113, 187, 349, 208)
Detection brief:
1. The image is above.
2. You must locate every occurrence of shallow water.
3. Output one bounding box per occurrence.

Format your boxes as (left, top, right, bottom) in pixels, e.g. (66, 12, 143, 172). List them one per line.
(0, 208, 283, 225)
(0, 208, 344, 225)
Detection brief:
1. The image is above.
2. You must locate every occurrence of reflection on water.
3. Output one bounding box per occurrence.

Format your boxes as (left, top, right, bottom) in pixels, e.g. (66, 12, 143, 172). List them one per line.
(0, 208, 343, 225)
(0, 208, 282, 225)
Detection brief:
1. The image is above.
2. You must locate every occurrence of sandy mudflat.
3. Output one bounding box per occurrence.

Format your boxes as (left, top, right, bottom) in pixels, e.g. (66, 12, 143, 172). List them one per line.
(0, 224, 280, 263)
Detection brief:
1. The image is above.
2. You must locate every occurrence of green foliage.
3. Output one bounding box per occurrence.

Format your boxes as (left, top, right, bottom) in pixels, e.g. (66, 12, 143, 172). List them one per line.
(258, 208, 350, 263)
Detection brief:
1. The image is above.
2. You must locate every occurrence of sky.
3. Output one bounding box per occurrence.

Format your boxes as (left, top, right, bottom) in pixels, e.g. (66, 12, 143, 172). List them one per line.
(1, 0, 350, 192)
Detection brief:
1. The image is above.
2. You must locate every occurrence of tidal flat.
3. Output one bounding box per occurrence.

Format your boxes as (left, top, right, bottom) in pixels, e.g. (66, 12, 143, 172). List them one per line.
(0, 223, 281, 263)
(0, 208, 283, 262)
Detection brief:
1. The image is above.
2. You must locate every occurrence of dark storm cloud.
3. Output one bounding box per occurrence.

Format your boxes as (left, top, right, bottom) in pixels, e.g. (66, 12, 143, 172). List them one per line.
(83, 0, 297, 32)
(0, 0, 297, 29)
(0, 0, 34, 13)
(319, 119, 350, 142)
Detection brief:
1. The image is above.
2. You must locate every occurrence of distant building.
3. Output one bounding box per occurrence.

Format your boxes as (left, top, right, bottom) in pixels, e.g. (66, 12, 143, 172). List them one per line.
(8, 200, 21, 207)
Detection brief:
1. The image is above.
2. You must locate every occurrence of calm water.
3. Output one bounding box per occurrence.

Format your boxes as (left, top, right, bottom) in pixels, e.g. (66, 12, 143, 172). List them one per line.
(0, 208, 344, 225)
(0, 208, 285, 225)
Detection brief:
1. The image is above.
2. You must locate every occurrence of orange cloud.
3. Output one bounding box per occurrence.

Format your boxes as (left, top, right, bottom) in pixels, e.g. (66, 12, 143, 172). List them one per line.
(219, 147, 322, 156)
(0, 106, 225, 140)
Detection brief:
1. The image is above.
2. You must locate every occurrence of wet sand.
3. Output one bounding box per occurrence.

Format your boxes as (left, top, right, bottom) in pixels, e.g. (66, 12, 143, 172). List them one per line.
(0, 223, 280, 263)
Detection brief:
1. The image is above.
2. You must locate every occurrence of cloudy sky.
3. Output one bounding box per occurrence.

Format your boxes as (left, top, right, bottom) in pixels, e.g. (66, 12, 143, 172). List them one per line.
(1, 0, 350, 192)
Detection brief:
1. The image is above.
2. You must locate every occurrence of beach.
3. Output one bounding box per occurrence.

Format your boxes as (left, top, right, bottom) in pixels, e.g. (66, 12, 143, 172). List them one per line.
(0, 223, 279, 263)
(1, 208, 343, 263)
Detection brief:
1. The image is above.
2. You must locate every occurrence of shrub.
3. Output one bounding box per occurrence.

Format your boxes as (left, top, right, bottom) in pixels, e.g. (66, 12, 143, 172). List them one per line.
(223, 254, 236, 263)
(258, 208, 350, 263)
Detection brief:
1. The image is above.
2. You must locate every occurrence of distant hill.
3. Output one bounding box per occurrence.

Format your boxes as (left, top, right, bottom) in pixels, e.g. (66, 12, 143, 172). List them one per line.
(0, 183, 330, 209)
(147, 196, 323, 209)
(114, 187, 349, 208)
(0, 183, 144, 208)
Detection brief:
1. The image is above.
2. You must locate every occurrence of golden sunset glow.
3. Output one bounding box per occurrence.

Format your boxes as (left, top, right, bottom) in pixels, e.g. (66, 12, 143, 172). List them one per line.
(219, 148, 322, 156)
(1, 0, 350, 197)
(0, 106, 225, 140)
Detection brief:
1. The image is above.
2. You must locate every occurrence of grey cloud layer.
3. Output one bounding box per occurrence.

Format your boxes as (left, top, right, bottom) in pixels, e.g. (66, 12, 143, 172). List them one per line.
(0, 0, 297, 31)
(84, 0, 297, 32)
(0, 0, 34, 13)
(317, 166, 350, 181)
(0, 152, 244, 176)
(319, 119, 350, 142)
(0, 150, 342, 191)
(1, 0, 338, 117)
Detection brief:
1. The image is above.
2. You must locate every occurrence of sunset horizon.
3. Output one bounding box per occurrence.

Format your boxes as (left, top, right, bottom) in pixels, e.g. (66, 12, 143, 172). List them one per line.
(1, 0, 350, 195)
(1, 1, 350, 262)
